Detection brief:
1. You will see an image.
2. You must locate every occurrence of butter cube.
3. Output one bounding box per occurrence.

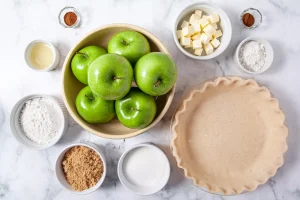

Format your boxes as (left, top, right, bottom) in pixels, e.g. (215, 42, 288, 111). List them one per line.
(208, 13, 220, 23)
(184, 40, 193, 48)
(191, 23, 201, 33)
(194, 48, 203, 56)
(198, 18, 209, 29)
(202, 15, 209, 19)
(176, 30, 182, 39)
(189, 14, 201, 24)
(204, 43, 214, 55)
(211, 23, 218, 29)
(192, 39, 202, 49)
(203, 24, 216, 36)
(182, 26, 195, 37)
(199, 33, 211, 44)
(210, 38, 220, 48)
(191, 33, 201, 40)
(195, 10, 202, 18)
(180, 37, 191, 47)
(213, 30, 223, 38)
(180, 20, 189, 28)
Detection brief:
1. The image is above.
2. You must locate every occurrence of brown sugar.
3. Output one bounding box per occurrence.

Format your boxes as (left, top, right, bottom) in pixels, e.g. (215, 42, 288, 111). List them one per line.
(64, 12, 77, 26)
(62, 146, 103, 191)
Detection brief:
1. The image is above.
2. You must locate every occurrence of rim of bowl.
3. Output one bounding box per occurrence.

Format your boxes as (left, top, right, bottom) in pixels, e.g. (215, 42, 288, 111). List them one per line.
(55, 142, 107, 194)
(117, 143, 170, 195)
(62, 23, 176, 139)
(235, 37, 274, 74)
(24, 40, 60, 71)
(173, 2, 232, 60)
(10, 94, 68, 150)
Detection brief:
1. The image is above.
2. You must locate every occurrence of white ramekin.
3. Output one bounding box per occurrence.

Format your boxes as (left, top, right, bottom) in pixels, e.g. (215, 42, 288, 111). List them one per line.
(117, 143, 170, 195)
(55, 141, 107, 195)
(10, 94, 68, 150)
(173, 3, 232, 60)
(24, 40, 60, 71)
(235, 37, 274, 74)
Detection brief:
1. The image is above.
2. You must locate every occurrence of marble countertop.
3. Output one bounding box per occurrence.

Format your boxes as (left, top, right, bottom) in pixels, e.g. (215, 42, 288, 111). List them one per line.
(0, 0, 300, 199)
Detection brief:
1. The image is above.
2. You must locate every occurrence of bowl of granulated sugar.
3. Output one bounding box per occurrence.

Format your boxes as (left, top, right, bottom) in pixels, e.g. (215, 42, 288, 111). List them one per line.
(10, 94, 68, 150)
(235, 37, 273, 74)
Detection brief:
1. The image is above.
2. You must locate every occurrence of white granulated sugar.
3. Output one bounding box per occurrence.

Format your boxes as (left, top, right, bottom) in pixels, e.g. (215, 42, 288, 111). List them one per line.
(19, 97, 57, 144)
(239, 40, 266, 72)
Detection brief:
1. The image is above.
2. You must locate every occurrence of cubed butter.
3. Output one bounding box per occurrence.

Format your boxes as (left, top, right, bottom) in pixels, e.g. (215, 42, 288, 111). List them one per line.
(182, 26, 195, 37)
(180, 20, 189, 28)
(204, 43, 214, 55)
(189, 14, 201, 24)
(192, 39, 202, 49)
(203, 24, 216, 36)
(210, 38, 220, 48)
(208, 13, 219, 23)
(198, 18, 209, 28)
(191, 33, 201, 40)
(199, 33, 211, 44)
(211, 23, 218, 29)
(176, 30, 182, 39)
(184, 40, 192, 48)
(180, 37, 191, 46)
(213, 30, 223, 38)
(191, 23, 201, 33)
(194, 48, 203, 56)
(195, 10, 202, 18)
(202, 15, 209, 19)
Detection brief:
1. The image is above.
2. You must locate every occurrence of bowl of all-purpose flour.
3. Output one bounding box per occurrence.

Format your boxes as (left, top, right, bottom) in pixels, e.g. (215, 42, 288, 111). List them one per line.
(10, 94, 68, 150)
(235, 37, 273, 74)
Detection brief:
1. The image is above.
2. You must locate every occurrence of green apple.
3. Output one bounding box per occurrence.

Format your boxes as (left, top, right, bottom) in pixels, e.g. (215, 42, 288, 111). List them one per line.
(88, 54, 133, 100)
(115, 88, 156, 129)
(108, 30, 150, 64)
(76, 86, 115, 123)
(134, 52, 177, 96)
(71, 46, 107, 85)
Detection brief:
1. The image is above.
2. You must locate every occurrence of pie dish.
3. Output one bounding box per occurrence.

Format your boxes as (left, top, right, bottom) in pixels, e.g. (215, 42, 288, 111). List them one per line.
(171, 77, 288, 195)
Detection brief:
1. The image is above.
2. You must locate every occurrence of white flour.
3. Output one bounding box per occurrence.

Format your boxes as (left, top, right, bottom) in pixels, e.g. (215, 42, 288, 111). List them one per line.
(239, 40, 266, 72)
(19, 97, 57, 144)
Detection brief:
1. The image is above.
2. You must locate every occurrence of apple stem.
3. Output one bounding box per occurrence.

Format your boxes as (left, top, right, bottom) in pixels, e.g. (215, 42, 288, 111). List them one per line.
(131, 107, 139, 111)
(121, 40, 129, 46)
(76, 52, 88, 58)
(154, 80, 161, 88)
(113, 77, 122, 80)
(85, 95, 95, 101)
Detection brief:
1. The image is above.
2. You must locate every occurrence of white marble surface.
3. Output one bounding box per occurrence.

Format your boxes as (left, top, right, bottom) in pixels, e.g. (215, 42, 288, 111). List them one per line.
(0, 0, 299, 199)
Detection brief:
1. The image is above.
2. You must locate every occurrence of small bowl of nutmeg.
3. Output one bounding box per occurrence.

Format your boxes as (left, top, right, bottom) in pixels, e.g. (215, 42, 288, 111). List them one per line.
(55, 141, 106, 194)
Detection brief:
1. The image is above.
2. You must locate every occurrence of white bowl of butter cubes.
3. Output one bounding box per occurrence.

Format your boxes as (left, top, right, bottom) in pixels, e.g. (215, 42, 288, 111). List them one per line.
(173, 3, 232, 60)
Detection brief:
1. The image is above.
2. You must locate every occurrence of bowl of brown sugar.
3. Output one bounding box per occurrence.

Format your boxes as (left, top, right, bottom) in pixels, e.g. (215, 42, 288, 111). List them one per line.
(55, 142, 106, 194)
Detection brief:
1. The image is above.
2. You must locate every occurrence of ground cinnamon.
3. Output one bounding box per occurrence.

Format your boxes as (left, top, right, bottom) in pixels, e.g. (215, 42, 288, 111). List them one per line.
(242, 13, 255, 27)
(64, 12, 77, 26)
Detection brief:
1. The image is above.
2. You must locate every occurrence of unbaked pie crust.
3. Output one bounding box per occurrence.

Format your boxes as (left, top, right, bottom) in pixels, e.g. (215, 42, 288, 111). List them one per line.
(171, 77, 288, 195)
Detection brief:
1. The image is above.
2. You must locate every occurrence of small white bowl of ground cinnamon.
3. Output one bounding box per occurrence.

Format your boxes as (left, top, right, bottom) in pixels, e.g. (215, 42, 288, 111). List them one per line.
(55, 142, 106, 194)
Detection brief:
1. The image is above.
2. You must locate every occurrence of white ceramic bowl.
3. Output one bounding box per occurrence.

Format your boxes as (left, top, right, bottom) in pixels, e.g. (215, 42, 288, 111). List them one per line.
(24, 40, 60, 71)
(235, 37, 274, 74)
(173, 3, 232, 60)
(117, 143, 170, 195)
(55, 141, 107, 194)
(10, 94, 68, 150)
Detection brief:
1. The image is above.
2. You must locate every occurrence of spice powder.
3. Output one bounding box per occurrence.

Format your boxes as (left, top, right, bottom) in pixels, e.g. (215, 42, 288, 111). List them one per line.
(64, 12, 77, 26)
(62, 146, 103, 191)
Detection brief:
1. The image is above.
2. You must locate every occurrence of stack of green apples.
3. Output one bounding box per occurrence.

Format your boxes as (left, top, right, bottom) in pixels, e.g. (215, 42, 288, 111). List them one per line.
(71, 30, 177, 129)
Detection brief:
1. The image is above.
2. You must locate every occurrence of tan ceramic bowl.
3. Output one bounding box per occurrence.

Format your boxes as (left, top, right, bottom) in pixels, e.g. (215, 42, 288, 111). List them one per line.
(62, 23, 175, 139)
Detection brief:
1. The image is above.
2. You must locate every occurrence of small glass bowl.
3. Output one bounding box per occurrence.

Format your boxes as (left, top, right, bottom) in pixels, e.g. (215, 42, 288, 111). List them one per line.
(240, 8, 262, 29)
(58, 7, 81, 28)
